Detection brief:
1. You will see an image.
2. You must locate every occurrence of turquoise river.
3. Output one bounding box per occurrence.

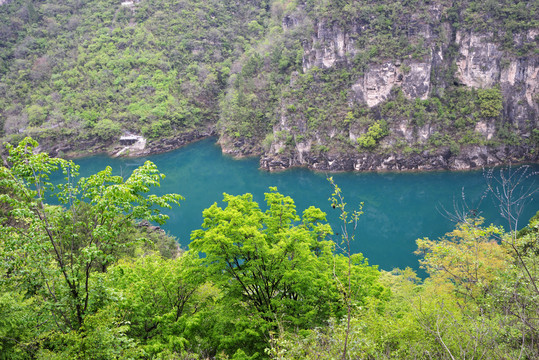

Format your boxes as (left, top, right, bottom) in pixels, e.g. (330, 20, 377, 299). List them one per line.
(72, 138, 539, 273)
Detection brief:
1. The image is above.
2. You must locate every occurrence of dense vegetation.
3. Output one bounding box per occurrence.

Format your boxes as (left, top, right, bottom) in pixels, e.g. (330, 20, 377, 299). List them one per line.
(1, 138, 538, 359)
(0, 0, 271, 149)
(221, 0, 538, 160)
(0, 0, 538, 356)
(1, 0, 537, 159)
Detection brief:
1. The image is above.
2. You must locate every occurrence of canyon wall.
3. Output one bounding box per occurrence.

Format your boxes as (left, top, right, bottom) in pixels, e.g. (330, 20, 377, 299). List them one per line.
(250, 4, 539, 171)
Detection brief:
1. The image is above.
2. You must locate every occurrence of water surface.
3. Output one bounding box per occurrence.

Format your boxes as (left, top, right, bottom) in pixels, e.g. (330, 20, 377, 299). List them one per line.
(72, 138, 539, 273)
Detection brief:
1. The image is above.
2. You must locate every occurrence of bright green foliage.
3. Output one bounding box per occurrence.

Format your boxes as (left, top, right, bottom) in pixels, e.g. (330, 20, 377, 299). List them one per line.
(0, 138, 389, 359)
(268, 267, 432, 359)
(1, 137, 538, 359)
(270, 211, 539, 359)
(0, 291, 38, 359)
(26, 104, 48, 127)
(488, 214, 539, 358)
(105, 253, 206, 358)
(357, 120, 389, 149)
(190, 188, 384, 357)
(0, 137, 182, 340)
(34, 308, 145, 360)
(416, 218, 507, 301)
(142, 119, 172, 139)
(93, 119, 121, 141)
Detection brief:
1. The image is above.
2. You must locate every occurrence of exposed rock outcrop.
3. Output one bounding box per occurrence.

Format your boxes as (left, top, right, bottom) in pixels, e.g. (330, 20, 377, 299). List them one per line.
(260, 145, 536, 172)
(44, 126, 216, 159)
(137, 126, 216, 157)
(218, 134, 263, 158)
(254, 4, 539, 172)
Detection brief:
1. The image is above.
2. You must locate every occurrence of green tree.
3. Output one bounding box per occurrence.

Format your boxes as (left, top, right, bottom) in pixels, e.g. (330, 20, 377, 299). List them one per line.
(357, 120, 389, 149)
(93, 119, 121, 141)
(26, 104, 48, 126)
(415, 219, 507, 301)
(105, 253, 206, 357)
(0, 137, 182, 338)
(0, 291, 38, 359)
(477, 87, 503, 118)
(190, 188, 383, 357)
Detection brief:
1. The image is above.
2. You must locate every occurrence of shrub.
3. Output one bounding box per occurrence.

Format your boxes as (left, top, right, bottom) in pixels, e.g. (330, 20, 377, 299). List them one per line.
(477, 87, 503, 118)
(93, 119, 121, 141)
(357, 120, 389, 149)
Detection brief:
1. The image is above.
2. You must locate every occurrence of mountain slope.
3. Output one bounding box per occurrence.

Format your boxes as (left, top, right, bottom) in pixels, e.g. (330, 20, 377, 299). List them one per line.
(0, 0, 270, 154)
(1, 0, 538, 170)
(219, 0, 539, 171)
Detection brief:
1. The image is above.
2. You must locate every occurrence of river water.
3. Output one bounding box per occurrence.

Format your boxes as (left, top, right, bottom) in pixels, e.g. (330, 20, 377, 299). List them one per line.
(72, 138, 539, 273)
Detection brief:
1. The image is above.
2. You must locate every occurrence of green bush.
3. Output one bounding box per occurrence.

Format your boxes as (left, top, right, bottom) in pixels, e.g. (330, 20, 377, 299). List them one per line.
(357, 120, 389, 149)
(27, 104, 48, 126)
(477, 87, 503, 118)
(93, 119, 121, 141)
(143, 119, 172, 139)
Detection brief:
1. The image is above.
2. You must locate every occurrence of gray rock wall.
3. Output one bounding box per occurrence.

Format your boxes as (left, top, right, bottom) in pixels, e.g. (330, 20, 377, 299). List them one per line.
(258, 8, 539, 171)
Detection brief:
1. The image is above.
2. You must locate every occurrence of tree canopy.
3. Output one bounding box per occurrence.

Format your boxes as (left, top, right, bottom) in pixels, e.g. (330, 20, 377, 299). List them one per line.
(190, 188, 385, 357)
(0, 138, 537, 359)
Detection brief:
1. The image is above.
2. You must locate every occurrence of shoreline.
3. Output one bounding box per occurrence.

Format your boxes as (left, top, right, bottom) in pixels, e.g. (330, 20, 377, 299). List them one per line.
(45, 134, 539, 175)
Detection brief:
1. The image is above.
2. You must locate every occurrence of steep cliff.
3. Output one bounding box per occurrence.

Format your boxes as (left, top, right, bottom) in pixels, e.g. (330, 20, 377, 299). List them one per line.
(220, 0, 539, 171)
(1, 0, 538, 169)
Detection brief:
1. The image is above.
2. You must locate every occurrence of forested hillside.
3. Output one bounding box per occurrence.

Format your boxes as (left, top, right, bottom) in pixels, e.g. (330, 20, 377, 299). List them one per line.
(220, 0, 539, 170)
(0, 0, 270, 154)
(1, 0, 538, 169)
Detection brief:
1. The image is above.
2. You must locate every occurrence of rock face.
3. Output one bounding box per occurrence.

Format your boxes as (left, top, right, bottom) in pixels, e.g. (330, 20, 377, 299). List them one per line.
(44, 126, 216, 159)
(260, 145, 535, 172)
(455, 32, 503, 88)
(299, 14, 538, 115)
(218, 135, 263, 158)
(255, 5, 539, 172)
(138, 126, 216, 157)
(303, 20, 434, 108)
(455, 30, 539, 130)
(349, 62, 432, 107)
(302, 20, 358, 71)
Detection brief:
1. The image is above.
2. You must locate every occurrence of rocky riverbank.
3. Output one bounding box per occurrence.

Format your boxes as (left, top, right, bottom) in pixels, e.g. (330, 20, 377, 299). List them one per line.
(37, 126, 216, 159)
(259, 144, 538, 172)
(24, 129, 539, 173)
